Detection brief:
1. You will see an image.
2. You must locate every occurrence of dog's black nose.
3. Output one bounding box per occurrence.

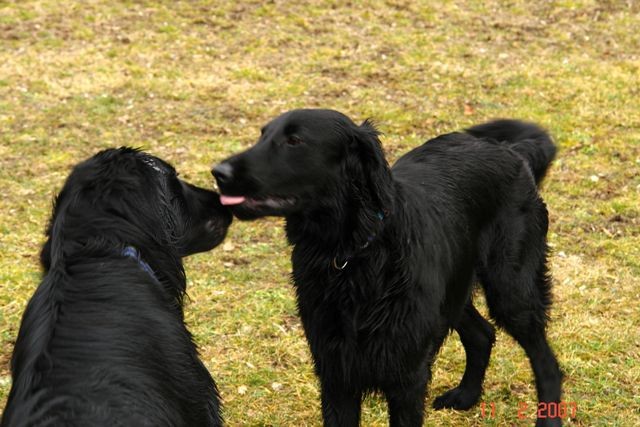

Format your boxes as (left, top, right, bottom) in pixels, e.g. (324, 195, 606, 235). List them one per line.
(212, 163, 233, 184)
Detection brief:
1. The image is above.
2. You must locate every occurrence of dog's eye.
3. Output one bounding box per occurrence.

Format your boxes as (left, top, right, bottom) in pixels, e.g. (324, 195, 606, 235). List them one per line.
(286, 136, 303, 146)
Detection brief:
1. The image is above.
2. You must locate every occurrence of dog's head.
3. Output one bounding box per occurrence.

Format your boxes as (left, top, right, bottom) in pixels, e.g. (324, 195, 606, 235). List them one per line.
(41, 148, 232, 270)
(212, 109, 394, 221)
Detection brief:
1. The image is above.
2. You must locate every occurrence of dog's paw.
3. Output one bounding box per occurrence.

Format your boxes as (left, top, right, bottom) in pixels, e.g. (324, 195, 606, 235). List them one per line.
(432, 386, 480, 410)
(536, 417, 562, 427)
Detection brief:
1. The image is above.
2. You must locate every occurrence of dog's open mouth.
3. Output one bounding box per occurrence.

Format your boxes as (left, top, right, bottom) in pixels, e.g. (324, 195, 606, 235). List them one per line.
(220, 195, 296, 209)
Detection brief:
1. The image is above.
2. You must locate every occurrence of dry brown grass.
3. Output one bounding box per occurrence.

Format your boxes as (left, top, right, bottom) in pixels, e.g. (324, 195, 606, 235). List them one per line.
(1, 1, 639, 425)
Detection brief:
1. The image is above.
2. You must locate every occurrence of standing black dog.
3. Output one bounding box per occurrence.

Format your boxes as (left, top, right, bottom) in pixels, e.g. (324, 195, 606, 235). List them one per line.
(212, 109, 562, 426)
(2, 148, 231, 427)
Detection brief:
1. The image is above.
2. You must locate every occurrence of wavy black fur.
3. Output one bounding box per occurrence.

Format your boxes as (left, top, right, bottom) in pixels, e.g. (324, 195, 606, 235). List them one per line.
(2, 148, 231, 427)
(214, 109, 563, 427)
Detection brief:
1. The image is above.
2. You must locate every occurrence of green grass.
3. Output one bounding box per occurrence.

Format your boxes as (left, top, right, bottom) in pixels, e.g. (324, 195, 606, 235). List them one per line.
(1, 0, 639, 425)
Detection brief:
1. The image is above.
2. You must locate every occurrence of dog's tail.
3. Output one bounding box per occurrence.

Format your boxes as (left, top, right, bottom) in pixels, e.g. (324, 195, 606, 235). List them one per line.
(466, 119, 557, 185)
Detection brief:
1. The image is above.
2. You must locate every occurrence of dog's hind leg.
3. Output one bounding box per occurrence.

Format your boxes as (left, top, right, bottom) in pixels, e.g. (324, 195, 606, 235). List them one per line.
(479, 201, 563, 426)
(482, 272, 563, 426)
(433, 302, 496, 410)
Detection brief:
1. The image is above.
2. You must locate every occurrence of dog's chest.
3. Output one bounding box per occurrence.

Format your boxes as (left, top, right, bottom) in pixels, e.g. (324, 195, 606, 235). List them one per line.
(294, 269, 432, 384)
(294, 260, 426, 342)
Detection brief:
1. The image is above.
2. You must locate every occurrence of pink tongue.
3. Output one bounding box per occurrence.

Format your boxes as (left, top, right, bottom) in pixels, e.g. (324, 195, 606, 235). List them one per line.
(220, 195, 246, 206)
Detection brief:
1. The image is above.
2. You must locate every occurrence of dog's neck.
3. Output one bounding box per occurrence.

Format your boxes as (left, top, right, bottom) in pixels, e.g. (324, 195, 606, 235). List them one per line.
(47, 228, 187, 303)
(285, 183, 397, 271)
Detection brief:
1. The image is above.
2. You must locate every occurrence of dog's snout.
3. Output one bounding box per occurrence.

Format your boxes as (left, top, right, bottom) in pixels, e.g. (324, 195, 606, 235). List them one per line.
(212, 163, 233, 184)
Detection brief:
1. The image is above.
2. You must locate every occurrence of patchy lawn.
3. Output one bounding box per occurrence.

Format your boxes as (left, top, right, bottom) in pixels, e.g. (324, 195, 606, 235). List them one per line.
(1, 1, 638, 425)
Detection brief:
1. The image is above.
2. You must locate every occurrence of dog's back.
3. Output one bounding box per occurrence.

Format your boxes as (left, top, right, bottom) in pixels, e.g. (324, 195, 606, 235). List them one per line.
(3, 253, 219, 427)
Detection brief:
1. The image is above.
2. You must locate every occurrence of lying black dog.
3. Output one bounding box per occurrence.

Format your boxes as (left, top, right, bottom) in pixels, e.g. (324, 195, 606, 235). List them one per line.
(213, 110, 562, 427)
(2, 148, 231, 427)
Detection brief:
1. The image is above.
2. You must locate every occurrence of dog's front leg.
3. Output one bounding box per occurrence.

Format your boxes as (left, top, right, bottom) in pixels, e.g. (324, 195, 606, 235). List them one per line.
(319, 378, 361, 427)
(383, 368, 430, 427)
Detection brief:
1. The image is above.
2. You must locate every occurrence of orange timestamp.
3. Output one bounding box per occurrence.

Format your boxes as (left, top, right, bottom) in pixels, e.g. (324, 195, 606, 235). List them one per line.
(480, 401, 577, 420)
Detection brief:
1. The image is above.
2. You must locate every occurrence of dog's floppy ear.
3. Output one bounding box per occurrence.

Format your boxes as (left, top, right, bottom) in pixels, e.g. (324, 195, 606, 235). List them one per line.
(39, 189, 73, 273)
(40, 236, 52, 272)
(348, 119, 394, 214)
(342, 119, 395, 251)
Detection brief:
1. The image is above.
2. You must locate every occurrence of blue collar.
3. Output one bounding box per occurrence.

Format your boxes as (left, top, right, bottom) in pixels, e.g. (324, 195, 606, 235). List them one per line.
(122, 246, 159, 282)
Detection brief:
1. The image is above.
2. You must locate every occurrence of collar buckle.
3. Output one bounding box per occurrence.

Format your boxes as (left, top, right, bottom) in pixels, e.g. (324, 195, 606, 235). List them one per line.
(332, 257, 349, 270)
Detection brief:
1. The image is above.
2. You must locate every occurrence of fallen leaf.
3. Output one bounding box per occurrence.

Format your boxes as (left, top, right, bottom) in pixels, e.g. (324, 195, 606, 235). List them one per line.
(463, 103, 475, 115)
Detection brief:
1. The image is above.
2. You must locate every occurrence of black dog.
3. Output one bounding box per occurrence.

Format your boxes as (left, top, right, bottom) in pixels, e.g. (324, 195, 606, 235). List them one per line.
(2, 148, 231, 427)
(213, 109, 562, 426)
